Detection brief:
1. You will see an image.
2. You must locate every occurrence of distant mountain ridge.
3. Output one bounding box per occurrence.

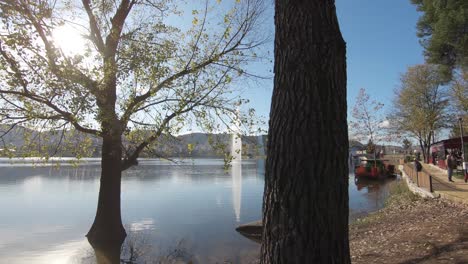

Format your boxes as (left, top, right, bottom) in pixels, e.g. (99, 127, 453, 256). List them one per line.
(1, 125, 406, 158)
(0, 125, 267, 158)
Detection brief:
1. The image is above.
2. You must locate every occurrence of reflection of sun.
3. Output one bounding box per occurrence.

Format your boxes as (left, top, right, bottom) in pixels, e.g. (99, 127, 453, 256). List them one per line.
(52, 24, 87, 56)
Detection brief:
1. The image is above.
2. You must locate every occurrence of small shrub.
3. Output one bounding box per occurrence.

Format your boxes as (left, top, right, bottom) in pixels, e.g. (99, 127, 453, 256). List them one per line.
(404, 155, 413, 163)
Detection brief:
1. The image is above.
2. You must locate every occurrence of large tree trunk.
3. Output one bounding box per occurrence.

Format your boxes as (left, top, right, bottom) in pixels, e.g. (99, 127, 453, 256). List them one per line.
(260, 1, 350, 263)
(87, 135, 126, 250)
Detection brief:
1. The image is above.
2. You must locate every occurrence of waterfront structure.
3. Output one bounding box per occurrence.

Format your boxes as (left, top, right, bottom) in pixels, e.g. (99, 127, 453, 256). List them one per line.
(429, 136, 468, 169)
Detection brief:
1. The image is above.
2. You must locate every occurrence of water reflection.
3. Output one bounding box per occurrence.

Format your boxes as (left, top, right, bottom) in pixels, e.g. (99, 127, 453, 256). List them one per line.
(349, 174, 399, 221)
(0, 159, 396, 263)
(0, 159, 262, 263)
(78, 232, 242, 264)
(354, 177, 385, 192)
(232, 162, 242, 222)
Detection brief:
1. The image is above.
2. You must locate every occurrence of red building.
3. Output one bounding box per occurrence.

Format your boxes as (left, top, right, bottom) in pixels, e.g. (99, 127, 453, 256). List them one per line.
(429, 136, 468, 169)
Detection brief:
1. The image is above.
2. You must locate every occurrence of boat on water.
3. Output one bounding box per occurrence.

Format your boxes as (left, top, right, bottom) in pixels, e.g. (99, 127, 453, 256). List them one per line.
(353, 155, 395, 180)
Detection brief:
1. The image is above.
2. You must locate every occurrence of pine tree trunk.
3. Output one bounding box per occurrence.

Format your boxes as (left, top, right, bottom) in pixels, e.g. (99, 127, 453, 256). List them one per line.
(87, 134, 126, 249)
(260, 1, 350, 263)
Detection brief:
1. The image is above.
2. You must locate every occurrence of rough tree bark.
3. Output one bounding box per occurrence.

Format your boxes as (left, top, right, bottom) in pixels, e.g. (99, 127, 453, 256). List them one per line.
(260, 0, 350, 263)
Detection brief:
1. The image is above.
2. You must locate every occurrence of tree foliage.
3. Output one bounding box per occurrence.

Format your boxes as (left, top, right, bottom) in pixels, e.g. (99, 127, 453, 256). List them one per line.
(402, 137, 412, 152)
(411, 0, 468, 81)
(0, 0, 267, 166)
(448, 71, 468, 137)
(389, 64, 450, 162)
(366, 138, 376, 155)
(451, 72, 468, 114)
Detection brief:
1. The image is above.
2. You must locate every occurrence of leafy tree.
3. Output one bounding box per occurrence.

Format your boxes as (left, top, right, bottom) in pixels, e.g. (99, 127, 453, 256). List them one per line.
(0, 0, 266, 250)
(402, 138, 412, 153)
(366, 139, 376, 156)
(411, 0, 468, 81)
(389, 64, 450, 162)
(261, 0, 350, 263)
(452, 72, 468, 112)
(448, 71, 468, 137)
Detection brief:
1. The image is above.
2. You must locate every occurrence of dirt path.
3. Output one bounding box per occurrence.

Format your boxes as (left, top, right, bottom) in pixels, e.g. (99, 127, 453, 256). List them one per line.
(350, 184, 468, 264)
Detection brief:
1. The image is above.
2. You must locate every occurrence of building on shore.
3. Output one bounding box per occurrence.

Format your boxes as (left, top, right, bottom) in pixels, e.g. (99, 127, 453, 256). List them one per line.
(429, 136, 468, 169)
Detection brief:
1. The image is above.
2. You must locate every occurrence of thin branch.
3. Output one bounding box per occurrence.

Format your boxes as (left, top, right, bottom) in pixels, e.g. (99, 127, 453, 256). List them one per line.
(15, 1, 99, 94)
(184, 0, 209, 70)
(0, 89, 100, 136)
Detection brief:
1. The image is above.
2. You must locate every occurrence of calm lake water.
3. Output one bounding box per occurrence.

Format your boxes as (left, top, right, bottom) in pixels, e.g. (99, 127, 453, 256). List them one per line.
(0, 158, 396, 263)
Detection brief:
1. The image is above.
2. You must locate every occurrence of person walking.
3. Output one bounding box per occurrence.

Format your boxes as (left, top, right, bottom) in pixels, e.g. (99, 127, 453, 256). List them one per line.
(446, 151, 455, 182)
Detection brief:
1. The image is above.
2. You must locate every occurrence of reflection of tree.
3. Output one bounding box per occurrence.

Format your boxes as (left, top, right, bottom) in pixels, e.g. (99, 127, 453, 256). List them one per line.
(48, 166, 101, 181)
(77, 233, 195, 264)
(120, 235, 194, 264)
(0, 165, 101, 184)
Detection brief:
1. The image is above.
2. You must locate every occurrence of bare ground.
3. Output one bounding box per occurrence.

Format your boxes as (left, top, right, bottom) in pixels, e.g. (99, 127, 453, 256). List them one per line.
(350, 183, 468, 264)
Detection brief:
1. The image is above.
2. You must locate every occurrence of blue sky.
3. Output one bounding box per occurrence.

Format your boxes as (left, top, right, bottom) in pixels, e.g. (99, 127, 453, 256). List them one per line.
(243, 0, 426, 123)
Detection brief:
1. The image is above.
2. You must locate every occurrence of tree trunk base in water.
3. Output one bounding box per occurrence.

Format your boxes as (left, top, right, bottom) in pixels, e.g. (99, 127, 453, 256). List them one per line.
(86, 224, 127, 250)
(87, 237, 124, 264)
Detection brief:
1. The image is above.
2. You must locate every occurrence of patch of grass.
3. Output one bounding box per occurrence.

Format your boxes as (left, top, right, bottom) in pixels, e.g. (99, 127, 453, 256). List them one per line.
(384, 180, 421, 207)
(351, 211, 384, 228)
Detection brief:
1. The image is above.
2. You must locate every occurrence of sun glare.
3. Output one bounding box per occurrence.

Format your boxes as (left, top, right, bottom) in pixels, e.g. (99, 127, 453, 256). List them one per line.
(52, 25, 87, 56)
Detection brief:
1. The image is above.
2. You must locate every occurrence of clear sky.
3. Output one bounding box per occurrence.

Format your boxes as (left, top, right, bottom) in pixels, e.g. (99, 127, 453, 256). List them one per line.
(243, 0, 426, 124)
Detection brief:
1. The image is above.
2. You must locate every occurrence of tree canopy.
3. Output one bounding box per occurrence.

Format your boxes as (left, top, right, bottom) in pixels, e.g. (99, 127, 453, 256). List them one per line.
(449, 71, 468, 137)
(389, 64, 450, 162)
(451, 72, 468, 113)
(411, 0, 468, 81)
(0, 0, 267, 165)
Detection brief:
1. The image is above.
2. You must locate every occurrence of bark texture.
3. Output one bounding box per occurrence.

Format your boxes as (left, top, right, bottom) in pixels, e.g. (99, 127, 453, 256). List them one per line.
(260, 0, 350, 263)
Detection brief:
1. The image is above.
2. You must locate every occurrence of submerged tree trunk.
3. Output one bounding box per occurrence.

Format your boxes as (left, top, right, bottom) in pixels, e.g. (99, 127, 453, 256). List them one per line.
(91, 241, 122, 264)
(87, 135, 126, 248)
(261, 1, 350, 263)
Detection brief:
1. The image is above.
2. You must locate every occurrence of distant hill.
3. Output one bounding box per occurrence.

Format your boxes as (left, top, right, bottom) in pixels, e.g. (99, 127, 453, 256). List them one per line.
(0, 125, 267, 158)
(1, 124, 410, 158)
